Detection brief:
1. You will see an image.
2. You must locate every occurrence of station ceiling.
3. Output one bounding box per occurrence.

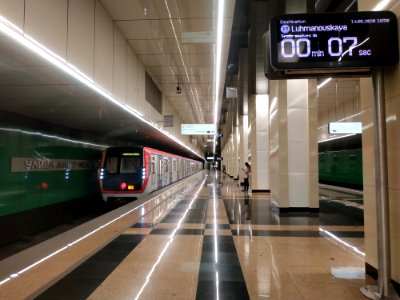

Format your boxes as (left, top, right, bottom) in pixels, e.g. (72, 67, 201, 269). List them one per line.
(0, 0, 235, 160)
(0, 0, 361, 159)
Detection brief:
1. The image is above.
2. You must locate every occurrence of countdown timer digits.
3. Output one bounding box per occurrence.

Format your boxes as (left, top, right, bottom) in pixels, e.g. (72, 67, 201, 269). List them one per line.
(269, 11, 399, 70)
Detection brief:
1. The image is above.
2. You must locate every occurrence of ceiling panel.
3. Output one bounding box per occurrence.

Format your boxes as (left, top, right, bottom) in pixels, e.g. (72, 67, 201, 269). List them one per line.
(130, 39, 181, 55)
(0, 0, 239, 161)
(102, 0, 235, 128)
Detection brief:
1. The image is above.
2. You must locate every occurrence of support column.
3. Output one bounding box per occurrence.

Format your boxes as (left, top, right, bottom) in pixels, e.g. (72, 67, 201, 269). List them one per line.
(248, 94, 270, 192)
(269, 79, 318, 211)
(246, 0, 269, 192)
(269, 80, 289, 207)
(228, 96, 239, 179)
(232, 125, 239, 180)
(359, 0, 400, 290)
(238, 48, 249, 184)
(239, 114, 248, 182)
(227, 137, 233, 177)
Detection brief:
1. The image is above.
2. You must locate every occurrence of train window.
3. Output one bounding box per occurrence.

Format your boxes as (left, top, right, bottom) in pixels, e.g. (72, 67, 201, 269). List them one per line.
(105, 157, 118, 173)
(151, 162, 155, 174)
(120, 157, 140, 173)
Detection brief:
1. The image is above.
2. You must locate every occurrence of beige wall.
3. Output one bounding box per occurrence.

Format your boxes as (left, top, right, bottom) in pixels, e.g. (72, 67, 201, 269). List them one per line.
(317, 80, 361, 142)
(0, 0, 193, 148)
(269, 79, 318, 209)
(358, 0, 400, 284)
(248, 94, 270, 190)
(269, 80, 289, 207)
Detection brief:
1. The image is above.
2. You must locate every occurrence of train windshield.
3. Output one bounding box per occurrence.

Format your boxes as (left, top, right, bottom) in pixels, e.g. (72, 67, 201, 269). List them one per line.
(120, 157, 140, 173)
(103, 148, 143, 174)
(105, 157, 118, 173)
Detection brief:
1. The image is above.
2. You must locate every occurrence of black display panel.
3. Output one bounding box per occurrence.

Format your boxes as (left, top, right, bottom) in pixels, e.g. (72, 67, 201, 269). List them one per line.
(269, 11, 399, 71)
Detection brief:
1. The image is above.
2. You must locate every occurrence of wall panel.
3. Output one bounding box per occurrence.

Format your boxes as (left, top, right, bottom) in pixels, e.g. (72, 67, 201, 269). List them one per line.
(25, 0, 68, 60)
(94, 0, 113, 94)
(113, 25, 127, 102)
(0, 0, 24, 30)
(67, 0, 95, 79)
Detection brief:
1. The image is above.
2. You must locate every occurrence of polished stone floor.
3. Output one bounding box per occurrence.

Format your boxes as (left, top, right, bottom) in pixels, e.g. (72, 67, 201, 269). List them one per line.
(0, 170, 373, 299)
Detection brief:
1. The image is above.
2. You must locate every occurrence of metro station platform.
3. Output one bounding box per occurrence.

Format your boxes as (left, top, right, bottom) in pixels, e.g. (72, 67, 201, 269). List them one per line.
(0, 170, 371, 299)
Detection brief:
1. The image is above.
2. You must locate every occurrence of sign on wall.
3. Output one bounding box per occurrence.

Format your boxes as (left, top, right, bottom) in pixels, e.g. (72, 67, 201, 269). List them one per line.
(269, 11, 399, 72)
(329, 122, 362, 134)
(181, 124, 216, 135)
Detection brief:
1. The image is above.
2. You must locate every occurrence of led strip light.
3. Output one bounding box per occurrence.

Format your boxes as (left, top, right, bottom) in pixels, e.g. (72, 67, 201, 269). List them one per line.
(213, 0, 225, 153)
(0, 15, 203, 160)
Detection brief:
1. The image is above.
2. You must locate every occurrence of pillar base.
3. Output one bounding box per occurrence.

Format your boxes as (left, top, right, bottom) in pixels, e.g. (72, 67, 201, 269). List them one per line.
(365, 263, 400, 297)
(252, 189, 270, 193)
(270, 204, 319, 216)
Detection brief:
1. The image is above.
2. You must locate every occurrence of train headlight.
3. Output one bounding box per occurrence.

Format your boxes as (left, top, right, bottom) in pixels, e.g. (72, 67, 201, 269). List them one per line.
(99, 168, 105, 180)
(142, 167, 146, 180)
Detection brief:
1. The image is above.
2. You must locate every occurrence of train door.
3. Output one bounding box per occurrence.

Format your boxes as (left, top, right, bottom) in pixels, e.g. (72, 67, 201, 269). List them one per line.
(172, 159, 177, 182)
(162, 157, 169, 186)
(157, 155, 163, 189)
(168, 157, 172, 184)
(150, 155, 157, 191)
(176, 160, 182, 180)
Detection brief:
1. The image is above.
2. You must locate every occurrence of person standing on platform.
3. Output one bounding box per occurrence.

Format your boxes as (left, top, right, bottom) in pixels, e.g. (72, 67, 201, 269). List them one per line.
(242, 162, 251, 192)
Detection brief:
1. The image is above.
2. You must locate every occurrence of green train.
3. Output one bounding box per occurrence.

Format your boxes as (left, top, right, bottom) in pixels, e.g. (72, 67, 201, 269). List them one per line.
(0, 112, 104, 245)
(318, 134, 363, 190)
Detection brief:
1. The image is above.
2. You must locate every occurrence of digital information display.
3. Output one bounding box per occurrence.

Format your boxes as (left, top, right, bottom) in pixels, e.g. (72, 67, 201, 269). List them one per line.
(269, 11, 399, 71)
(329, 122, 362, 134)
(181, 124, 216, 135)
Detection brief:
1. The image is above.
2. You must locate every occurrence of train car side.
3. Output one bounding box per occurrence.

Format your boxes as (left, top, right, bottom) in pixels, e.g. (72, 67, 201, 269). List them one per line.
(99, 146, 202, 202)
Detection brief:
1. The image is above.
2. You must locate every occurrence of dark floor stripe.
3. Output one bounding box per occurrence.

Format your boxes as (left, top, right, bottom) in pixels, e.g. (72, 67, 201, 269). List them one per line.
(35, 234, 146, 300)
(232, 229, 320, 237)
(150, 228, 204, 235)
(205, 224, 230, 229)
(222, 197, 364, 226)
(196, 177, 250, 299)
(131, 222, 156, 228)
(231, 229, 364, 238)
(327, 231, 364, 238)
(195, 235, 250, 300)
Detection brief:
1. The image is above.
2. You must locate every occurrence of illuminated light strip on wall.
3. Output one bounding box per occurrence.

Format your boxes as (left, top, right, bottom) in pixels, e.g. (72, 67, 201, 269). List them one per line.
(373, 0, 393, 11)
(318, 133, 358, 143)
(0, 15, 203, 160)
(317, 112, 362, 130)
(213, 0, 225, 153)
(317, 77, 332, 89)
(0, 127, 106, 149)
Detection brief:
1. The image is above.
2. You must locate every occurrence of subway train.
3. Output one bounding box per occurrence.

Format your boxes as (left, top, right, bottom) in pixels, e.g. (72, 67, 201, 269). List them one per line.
(318, 134, 363, 190)
(0, 112, 203, 245)
(99, 146, 203, 201)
